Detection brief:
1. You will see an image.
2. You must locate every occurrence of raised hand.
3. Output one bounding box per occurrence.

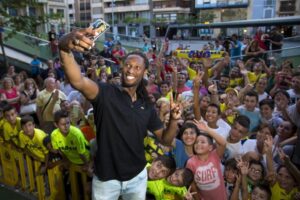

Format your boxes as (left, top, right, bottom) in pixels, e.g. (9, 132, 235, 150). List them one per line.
(53, 89, 60, 102)
(185, 186, 197, 200)
(278, 147, 289, 162)
(263, 135, 273, 154)
(58, 28, 97, 53)
(208, 83, 218, 95)
(193, 69, 204, 90)
(202, 57, 212, 69)
(236, 157, 249, 176)
(193, 119, 209, 133)
(170, 102, 182, 120)
(237, 60, 247, 75)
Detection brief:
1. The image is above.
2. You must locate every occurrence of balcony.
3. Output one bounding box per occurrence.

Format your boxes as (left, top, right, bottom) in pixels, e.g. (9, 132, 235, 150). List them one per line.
(36, 0, 48, 3)
(279, 0, 296, 13)
(103, 0, 126, 2)
(153, 7, 190, 13)
(195, 0, 248, 9)
(104, 4, 150, 13)
(264, 0, 275, 7)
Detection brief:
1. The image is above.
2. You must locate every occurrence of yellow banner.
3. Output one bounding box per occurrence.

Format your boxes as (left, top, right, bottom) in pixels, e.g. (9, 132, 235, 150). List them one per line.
(173, 50, 225, 61)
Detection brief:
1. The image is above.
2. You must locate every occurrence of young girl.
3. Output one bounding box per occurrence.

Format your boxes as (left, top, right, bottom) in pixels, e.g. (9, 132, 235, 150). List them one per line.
(186, 120, 227, 200)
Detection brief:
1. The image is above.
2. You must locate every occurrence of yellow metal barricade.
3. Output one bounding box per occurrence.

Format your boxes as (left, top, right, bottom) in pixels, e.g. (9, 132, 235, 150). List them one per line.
(0, 143, 19, 186)
(69, 164, 90, 200)
(47, 164, 66, 200)
(0, 143, 90, 200)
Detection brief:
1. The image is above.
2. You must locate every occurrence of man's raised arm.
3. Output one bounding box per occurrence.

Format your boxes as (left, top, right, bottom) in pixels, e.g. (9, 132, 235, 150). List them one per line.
(58, 28, 99, 100)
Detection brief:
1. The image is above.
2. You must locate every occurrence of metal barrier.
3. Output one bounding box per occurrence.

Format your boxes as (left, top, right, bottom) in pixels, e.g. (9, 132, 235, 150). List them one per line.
(0, 140, 90, 200)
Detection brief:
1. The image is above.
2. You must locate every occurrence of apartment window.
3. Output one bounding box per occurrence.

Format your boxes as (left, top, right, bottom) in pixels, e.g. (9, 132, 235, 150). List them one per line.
(29, 7, 36, 16)
(135, 0, 148, 4)
(80, 13, 91, 20)
(69, 14, 74, 18)
(280, 0, 296, 12)
(69, 4, 73, 9)
(80, 3, 91, 10)
(154, 14, 162, 19)
(170, 13, 177, 21)
(265, 0, 275, 6)
(8, 8, 18, 16)
(93, 7, 101, 14)
(57, 9, 64, 17)
(263, 8, 273, 18)
(49, 8, 54, 15)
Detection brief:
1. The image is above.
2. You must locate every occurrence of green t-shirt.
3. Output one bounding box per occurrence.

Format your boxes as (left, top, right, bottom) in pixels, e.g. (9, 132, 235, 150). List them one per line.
(147, 179, 187, 200)
(51, 125, 90, 164)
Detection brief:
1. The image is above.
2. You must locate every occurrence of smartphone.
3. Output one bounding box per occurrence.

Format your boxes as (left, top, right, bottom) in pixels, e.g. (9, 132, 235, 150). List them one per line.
(90, 19, 110, 41)
(72, 105, 80, 118)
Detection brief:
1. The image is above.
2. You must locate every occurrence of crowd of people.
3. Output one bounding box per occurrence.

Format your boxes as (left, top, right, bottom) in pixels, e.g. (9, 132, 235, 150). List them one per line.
(0, 25, 299, 200)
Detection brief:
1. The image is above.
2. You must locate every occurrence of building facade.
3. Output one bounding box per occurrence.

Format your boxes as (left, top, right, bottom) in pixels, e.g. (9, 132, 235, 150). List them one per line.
(276, 0, 300, 36)
(193, 0, 249, 38)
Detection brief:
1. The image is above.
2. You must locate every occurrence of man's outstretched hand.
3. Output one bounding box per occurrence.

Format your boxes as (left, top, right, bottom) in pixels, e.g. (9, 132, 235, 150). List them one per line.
(58, 28, 98, 53)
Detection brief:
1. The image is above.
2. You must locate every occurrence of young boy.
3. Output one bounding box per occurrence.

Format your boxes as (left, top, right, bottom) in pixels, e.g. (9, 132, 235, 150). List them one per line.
(19, 115, 49, 173)
(2, 104, 21, 147)
(147, 168, 194, 200)
(259, 99, 283, 129)
(51, 110, 90, 167)
(224, 115, 251, 160)
(147, 155, 176, 181)
(237, 90, 261, 132)
(223, 158, 240, 199)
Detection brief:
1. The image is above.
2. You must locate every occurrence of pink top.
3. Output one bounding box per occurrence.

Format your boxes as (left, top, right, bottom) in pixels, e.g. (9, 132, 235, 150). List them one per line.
(0, 87, 20, 112)
(177, 86, 191, 94)
(147, 84, 159, 94)
(186, 150, 226, 200)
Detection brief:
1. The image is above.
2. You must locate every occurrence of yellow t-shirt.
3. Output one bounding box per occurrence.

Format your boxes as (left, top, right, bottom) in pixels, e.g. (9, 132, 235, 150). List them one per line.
(19, 128, 49, 162)
(220, 103, 236, 125)
(144, 135, 164, 163)
(3, 117, 21, 146)
(0, 118, 5, 143)
(271, 182, 299, 200)
(230, 78, 243, 88)
(187, 66, 212, 80)
(51, 125, 90, 165)
(96, 66, 112, 76)
(247, 72, 267, 85)
(147, 179, 187, 200)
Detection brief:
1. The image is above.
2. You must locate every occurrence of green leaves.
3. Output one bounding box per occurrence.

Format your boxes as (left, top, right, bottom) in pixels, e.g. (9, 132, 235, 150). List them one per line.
(0, 0, 62, 40)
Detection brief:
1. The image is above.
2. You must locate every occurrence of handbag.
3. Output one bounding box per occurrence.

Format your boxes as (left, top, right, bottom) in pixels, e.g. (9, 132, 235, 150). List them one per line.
(20, 103, 37, 115)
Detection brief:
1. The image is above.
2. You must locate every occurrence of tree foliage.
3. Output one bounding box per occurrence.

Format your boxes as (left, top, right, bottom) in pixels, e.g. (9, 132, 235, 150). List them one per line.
(0, 0, 62, 39)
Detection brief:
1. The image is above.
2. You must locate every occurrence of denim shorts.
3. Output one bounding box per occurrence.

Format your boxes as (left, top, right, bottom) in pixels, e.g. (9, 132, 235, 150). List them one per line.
(92, 166, 147, 200)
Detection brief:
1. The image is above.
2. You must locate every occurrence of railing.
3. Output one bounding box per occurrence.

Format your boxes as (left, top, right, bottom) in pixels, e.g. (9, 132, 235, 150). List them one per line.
(231, 46, 300, 67)
(2, 27, 52, 60)
(0, 141, 90, 200)
(1, 26, 143, 64)
(195, 0, 248, 8)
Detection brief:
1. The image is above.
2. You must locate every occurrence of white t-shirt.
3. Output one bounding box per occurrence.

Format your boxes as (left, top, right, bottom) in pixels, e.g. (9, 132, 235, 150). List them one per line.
(224, 141, 244, 160)
(287, 89, 300, 104)
(258, 92, 269, 103)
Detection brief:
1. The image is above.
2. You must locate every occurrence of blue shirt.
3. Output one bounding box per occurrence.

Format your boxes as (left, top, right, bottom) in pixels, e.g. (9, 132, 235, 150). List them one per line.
(30, 59, 41, 75)
(230, 41, 242, 59)
(172, 139, 189, 168)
